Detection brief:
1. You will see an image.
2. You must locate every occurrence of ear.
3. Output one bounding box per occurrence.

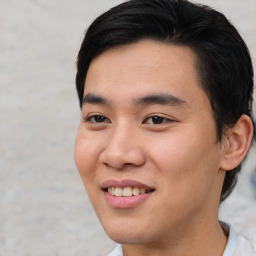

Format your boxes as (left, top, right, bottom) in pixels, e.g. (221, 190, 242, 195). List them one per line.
(220, 114, 253, 171)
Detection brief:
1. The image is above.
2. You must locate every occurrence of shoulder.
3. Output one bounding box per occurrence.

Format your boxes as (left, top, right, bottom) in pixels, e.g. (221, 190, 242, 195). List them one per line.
(222, 221, 255, 256)
(233, 233, 255, 256)
(106, 244, 123, 256)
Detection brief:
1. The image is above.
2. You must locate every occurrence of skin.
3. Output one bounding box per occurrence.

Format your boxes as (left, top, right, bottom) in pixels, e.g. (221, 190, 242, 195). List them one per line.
(74, 40, 252, 256)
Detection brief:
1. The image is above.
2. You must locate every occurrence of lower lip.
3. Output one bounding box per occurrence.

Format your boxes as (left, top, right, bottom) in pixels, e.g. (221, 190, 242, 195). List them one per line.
(104, 191, 153, 208)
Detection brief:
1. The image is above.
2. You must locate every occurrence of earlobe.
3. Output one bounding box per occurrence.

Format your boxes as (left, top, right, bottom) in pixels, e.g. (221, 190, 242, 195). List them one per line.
(220, 115, 253, 171)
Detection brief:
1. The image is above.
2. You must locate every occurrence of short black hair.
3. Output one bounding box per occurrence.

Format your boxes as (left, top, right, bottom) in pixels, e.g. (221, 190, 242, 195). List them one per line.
(76, 0, 254, 202)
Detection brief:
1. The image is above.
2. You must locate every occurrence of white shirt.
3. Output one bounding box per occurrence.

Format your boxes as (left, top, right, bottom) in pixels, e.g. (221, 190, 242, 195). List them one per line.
(107, 223, 255, 256)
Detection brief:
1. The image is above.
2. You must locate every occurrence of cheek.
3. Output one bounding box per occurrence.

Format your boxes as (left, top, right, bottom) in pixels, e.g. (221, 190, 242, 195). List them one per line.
(74, 131, 105, 207)
(147, 132, 198, 174)
(147, 129, 219, 195)
(74, 131, 100, 181)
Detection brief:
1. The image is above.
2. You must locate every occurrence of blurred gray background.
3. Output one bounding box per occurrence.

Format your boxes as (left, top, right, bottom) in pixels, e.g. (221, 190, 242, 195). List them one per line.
(0, 0, 255, 255)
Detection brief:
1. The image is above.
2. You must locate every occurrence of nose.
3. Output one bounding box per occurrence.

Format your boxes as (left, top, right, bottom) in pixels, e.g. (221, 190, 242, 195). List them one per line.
(99, 125, 146, 170)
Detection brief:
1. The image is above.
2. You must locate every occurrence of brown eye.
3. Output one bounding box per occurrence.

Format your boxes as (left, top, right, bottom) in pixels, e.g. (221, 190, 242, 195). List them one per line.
(144, 116, 172, 125)
(86, 115, 109, 123)
(151, 116, 164, 124)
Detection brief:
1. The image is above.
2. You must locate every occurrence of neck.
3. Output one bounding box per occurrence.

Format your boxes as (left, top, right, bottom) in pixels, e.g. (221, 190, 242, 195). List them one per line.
(123, 219, 228, 256)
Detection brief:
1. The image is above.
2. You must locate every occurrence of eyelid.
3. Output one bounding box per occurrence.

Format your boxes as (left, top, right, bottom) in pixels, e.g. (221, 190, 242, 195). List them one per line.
(82, 113, 175, 125)
(83, 113, 110, 123)
(143, 114, 175, 124)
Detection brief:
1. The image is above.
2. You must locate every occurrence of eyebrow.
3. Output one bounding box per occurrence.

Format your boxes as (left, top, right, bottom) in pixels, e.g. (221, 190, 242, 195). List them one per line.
(133, 93, 189, 107)
(82, 92, 188, 108)
(82, 93, 111, 106)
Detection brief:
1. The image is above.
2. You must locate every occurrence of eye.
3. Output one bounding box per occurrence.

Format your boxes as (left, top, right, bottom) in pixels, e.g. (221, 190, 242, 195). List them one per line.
(143, 115, 172, 124)
(85, 114, 110, 123)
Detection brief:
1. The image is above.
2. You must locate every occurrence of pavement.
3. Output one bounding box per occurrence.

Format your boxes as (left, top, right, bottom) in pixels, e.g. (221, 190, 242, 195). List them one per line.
(0, 0, 255, 255)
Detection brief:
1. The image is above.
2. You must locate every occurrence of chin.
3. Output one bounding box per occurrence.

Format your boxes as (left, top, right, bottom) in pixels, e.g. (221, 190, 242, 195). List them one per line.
(107, 231, 150, 245)
(101, 219, 155, 245)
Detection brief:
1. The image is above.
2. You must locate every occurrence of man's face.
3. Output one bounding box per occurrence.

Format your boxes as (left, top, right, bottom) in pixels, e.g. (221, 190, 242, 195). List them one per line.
(75, 40, 226, 244)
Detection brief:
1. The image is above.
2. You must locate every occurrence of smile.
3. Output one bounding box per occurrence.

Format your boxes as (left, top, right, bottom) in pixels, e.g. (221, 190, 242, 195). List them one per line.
(101, 179, 155, 208)
(107, 187, 153, 197)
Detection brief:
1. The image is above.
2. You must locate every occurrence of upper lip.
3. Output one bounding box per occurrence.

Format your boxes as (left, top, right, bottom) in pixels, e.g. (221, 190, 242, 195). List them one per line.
(101, 179, 155, 190)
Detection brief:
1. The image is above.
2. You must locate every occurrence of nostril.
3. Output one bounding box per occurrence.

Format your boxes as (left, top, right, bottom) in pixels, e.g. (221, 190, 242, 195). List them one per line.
(99, 140, 146, 169)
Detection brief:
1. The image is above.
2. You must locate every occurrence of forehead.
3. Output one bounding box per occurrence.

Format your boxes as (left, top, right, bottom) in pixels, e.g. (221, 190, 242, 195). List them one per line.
(84, 40, 208, 108)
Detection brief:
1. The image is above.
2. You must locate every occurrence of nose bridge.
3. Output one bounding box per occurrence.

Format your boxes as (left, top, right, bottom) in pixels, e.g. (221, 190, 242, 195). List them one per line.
(110, 122, 131, 150)
(99, 121, 145, 169)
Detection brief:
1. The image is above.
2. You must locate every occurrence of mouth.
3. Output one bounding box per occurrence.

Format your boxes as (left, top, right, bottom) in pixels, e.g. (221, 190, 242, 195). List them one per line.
(101, 179, 155, 208)
(104, 186, 154, 197)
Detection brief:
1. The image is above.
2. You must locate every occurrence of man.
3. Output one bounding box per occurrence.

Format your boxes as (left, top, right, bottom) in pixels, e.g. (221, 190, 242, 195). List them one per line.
(74, 0, 255, 255)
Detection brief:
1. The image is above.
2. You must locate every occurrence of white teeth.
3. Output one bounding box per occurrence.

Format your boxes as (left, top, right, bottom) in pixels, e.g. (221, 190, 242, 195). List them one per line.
(132, 187, 140, 196)
(115, 187, 123, 197)
(107, 187, 151, 196)
(122, 187, 132, 197)
(140, 188, 146, 194)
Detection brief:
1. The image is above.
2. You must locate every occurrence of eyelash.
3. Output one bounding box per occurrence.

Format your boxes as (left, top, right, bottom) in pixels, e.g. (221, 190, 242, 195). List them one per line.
(84, 114, 173, 125)
(143, 115, 173, 124)
(84, 114, 110, 123)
